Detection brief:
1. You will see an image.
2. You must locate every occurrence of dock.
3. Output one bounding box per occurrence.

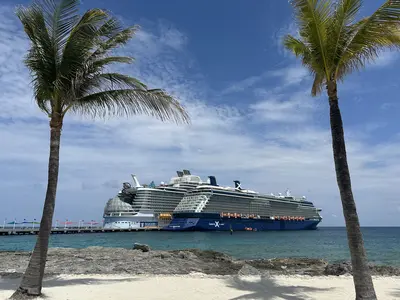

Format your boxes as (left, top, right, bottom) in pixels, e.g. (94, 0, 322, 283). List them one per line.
(0, 226, 162, 236)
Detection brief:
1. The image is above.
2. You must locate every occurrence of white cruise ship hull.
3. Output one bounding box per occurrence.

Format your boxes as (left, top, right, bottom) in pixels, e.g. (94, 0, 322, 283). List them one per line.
(103, 212, 157, 229)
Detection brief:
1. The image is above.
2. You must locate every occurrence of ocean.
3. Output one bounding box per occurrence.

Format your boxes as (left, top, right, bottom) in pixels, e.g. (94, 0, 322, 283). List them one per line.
(1, 227, 399, 266)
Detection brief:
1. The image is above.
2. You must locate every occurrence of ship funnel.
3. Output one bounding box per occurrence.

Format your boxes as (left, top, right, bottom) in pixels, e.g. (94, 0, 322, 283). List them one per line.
(182, 169, 191, 175)
(130, 174, 142, 188)
(208, 176, 218, 186)
(176, 171, 184, 177)
(234, 180, 242, 190)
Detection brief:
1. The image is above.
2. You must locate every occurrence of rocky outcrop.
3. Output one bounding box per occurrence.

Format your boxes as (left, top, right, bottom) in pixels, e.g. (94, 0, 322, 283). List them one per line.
(324, 261, 400, 276)
(324, 262, 352, 276)
(0, 247, 398, 279)
(133, 243, 150, 252)
(237, 264, 261, 276)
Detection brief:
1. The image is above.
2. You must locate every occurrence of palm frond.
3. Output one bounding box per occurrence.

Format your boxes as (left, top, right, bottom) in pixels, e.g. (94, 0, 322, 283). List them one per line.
(70, 89, 190, 124)
(328, 0, 362, 66)
(40, 0, 80, 65)
(283, 35, 310, 58)
(290, 0, 333, 78)
(311, 72, 325, 96)
(58, 8, 109, 82)
(90, 73, 147, 91)
(92, 56, 134, 68)
(283, 35, 314, 70)
(91, 26, 139, 60)
(15, 2, 55, 113)
(70, 73, 148, 103)
(57, 10, 137, 97)
(17, 0, 190, 125)
(284, 34, 326, 95)
(336, 0, 400, 79)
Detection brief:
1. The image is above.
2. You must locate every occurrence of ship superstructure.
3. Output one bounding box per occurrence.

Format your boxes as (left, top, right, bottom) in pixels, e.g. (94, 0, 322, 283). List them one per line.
(103, 170, 207, 229)
(165, 177, 322, 231)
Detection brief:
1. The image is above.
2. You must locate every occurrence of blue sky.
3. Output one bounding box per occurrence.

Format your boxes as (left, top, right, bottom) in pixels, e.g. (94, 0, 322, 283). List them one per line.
(0, 0, 399, 226)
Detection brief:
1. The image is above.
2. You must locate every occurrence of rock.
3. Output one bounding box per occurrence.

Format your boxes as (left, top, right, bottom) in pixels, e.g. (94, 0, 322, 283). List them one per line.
(324, 262, 400, 277)
(247, 257, 327, 272)
(324, 262, 352, 276)
(177, 251, 188, 259)
(133, 243, 150, 252)
(176, 251, 197, 260)
(370, 265, 400, 276)
(238, 264, 261, 276)
(1, 247, 399, 278)
(185, 249, 233, 262)
(159, 252, 171, 259)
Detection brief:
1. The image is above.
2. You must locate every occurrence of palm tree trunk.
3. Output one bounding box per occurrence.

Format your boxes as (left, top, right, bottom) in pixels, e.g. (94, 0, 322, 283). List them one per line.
(11, 113, 63, 299)
(327, 81, 377, 300)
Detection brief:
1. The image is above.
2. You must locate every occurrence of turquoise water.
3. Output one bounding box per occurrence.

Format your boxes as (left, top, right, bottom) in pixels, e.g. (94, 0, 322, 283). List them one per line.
(1, 227, 399, 266)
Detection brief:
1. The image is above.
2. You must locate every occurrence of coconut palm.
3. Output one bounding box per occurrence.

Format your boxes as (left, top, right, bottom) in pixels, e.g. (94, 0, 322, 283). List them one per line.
(11, 0, 189, 298)
(283, 0, 399, 299)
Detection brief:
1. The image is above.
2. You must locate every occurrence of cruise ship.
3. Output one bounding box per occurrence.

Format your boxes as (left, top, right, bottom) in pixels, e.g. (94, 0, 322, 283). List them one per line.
(164, 177, 322, 231)
(103, 170, 207, 229)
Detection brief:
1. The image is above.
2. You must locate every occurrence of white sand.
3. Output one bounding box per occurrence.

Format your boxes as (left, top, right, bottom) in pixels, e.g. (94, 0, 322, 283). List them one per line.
(0, 274, 399, 300)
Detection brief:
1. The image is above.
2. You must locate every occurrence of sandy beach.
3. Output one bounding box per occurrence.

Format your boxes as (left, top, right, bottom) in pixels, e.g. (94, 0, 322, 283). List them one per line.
(1, 274, 399, 300)
(1, 247, 400, 299)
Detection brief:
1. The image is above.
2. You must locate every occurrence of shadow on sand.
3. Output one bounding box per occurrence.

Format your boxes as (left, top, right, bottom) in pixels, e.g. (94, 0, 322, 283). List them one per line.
(391, 289, 400, 298)
(226, 275, 335, 300)
(0, 276, 139, 291)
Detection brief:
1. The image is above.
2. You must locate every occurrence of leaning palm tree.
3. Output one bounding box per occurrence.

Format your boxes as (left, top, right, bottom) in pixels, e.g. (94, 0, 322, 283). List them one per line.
(11, 0, 189, 298)
(284, 0, 399, 299)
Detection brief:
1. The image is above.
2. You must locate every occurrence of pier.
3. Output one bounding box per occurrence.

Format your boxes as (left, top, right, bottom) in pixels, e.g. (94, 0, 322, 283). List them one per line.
(0, 226, 162, 236)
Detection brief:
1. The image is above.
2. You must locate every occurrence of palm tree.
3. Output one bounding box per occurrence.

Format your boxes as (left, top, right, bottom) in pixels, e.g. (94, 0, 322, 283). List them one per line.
(11, 0, 189, 298)
(283, 0, 399, 299)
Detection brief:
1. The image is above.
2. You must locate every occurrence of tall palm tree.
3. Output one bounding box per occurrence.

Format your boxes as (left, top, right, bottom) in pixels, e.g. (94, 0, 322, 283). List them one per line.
(11, 0, 189, 298)
(283, 0, 399, 299)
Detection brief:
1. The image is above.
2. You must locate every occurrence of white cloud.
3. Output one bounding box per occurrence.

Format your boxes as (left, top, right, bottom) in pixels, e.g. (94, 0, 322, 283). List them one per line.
(220, 73, 268, 95)
(370, 50, 399, 68)
(1, 3, 400, 227)
(221, 64, 309, 95)
(249, 89, 319, 123)
(272, 20, 300, 57)
(270, 65, 309, 86)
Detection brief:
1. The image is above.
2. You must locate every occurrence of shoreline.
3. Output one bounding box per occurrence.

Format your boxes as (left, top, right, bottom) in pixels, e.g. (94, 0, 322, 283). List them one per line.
(1, 273, 399, 300)
(1, 246, 399, 278)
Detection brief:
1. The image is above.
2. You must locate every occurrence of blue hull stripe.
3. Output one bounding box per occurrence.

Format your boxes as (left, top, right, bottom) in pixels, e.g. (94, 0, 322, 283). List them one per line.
(164, 215, 321, 231)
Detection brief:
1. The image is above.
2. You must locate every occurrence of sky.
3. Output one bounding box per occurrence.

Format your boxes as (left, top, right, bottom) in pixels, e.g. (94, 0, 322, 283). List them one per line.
(0, 0, 399, 226)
